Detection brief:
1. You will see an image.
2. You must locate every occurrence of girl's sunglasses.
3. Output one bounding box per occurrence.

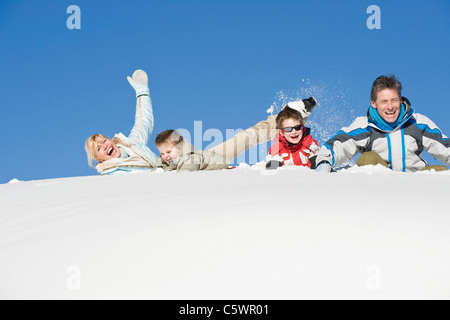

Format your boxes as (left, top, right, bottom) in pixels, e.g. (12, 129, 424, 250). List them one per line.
(282, 125, 303, 133)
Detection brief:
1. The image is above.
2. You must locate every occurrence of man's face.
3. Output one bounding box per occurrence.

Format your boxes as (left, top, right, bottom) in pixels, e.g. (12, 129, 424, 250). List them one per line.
(279, 118, 304, 145)
(371, 88, 402, 123)
(158, 143, 181, 164)
(93, 137, 121, 162)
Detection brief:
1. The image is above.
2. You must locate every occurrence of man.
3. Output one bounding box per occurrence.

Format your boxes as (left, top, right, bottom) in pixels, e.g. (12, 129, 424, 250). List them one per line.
(315, 75, 449, 172)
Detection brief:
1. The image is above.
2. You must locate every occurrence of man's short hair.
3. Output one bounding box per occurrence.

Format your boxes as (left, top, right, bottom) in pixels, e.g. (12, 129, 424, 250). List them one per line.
(371, 75, 402, 102)
(155, 130, 184, 147)
(276, 107, 304, 129)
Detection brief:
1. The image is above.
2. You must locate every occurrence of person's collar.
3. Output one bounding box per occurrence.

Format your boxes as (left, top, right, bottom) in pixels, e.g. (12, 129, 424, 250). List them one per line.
(119, 147, 129, 159)
(368, 104, 406, 131)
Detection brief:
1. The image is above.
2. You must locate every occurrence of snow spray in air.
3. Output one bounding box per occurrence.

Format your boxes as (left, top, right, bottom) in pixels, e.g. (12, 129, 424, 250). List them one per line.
(266, 77, 362, 168)
(267, 77, 359, 146)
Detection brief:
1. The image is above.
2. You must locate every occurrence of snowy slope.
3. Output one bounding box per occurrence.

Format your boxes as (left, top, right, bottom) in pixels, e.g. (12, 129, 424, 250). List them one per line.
(1, 164, 449, 300)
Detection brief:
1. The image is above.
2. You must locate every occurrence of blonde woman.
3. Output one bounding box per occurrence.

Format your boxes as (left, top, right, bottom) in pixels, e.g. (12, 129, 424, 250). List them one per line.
(85, 69, 158, 175)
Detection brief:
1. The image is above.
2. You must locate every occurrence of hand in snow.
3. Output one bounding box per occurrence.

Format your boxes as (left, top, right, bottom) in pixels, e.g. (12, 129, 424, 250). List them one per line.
(316, 162, 332, 173)
(266, 160, 283, 170)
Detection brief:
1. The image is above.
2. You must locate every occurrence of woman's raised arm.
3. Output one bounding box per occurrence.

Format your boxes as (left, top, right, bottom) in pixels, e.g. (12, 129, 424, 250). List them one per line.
(127, 70, 154, 147)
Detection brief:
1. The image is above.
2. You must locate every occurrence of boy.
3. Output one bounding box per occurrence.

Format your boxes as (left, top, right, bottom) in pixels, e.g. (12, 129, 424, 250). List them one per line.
(155, 129, 231, 171)
(266, 98, 320, 169)
(155, 115, 278, 172)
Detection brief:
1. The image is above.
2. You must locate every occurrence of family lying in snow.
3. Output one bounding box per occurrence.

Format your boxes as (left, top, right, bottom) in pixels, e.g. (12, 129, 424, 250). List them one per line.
(85, 70, 450, 175)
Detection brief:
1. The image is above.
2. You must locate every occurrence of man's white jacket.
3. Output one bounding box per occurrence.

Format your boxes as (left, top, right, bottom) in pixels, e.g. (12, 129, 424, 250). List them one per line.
(316, 101, 450, 172)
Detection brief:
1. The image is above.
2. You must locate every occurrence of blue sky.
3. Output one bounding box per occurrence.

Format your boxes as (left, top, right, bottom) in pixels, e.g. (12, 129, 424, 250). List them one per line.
(0, 0, 449, 183)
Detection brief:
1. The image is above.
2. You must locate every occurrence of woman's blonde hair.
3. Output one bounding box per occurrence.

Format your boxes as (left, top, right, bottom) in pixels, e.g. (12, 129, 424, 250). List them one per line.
(85, 134, 110, 167)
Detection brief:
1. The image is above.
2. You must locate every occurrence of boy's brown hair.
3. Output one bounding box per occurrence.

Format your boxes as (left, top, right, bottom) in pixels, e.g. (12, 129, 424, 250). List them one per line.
(275, 107, 304, 129)
(155, 130, 184, 148)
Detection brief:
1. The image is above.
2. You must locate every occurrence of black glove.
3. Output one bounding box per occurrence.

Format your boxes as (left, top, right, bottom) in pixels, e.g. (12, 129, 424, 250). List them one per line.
(266, 160, 283, 170)
(302, 97, 317, 113)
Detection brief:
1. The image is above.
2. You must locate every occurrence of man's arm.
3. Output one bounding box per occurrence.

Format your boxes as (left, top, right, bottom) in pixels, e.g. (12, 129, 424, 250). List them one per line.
(416, 114, 450, 166)
(316, 117, 372, 168)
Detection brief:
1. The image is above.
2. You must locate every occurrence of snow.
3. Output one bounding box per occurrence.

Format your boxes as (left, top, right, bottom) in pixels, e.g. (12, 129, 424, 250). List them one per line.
(0, 164, 449, 299)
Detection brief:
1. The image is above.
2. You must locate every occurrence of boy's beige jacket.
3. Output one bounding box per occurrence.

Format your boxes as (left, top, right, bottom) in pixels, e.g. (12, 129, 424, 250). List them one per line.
(156, 140, 230, 172)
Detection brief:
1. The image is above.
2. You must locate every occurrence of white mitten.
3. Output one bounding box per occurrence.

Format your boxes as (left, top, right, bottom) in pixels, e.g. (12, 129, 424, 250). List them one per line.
(127, 69, 150, 97)
(284, 100, 306, 114)
(283, 97, 317, 120)
(309, 143, 320, 154)
(316, 162, 332, 173)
